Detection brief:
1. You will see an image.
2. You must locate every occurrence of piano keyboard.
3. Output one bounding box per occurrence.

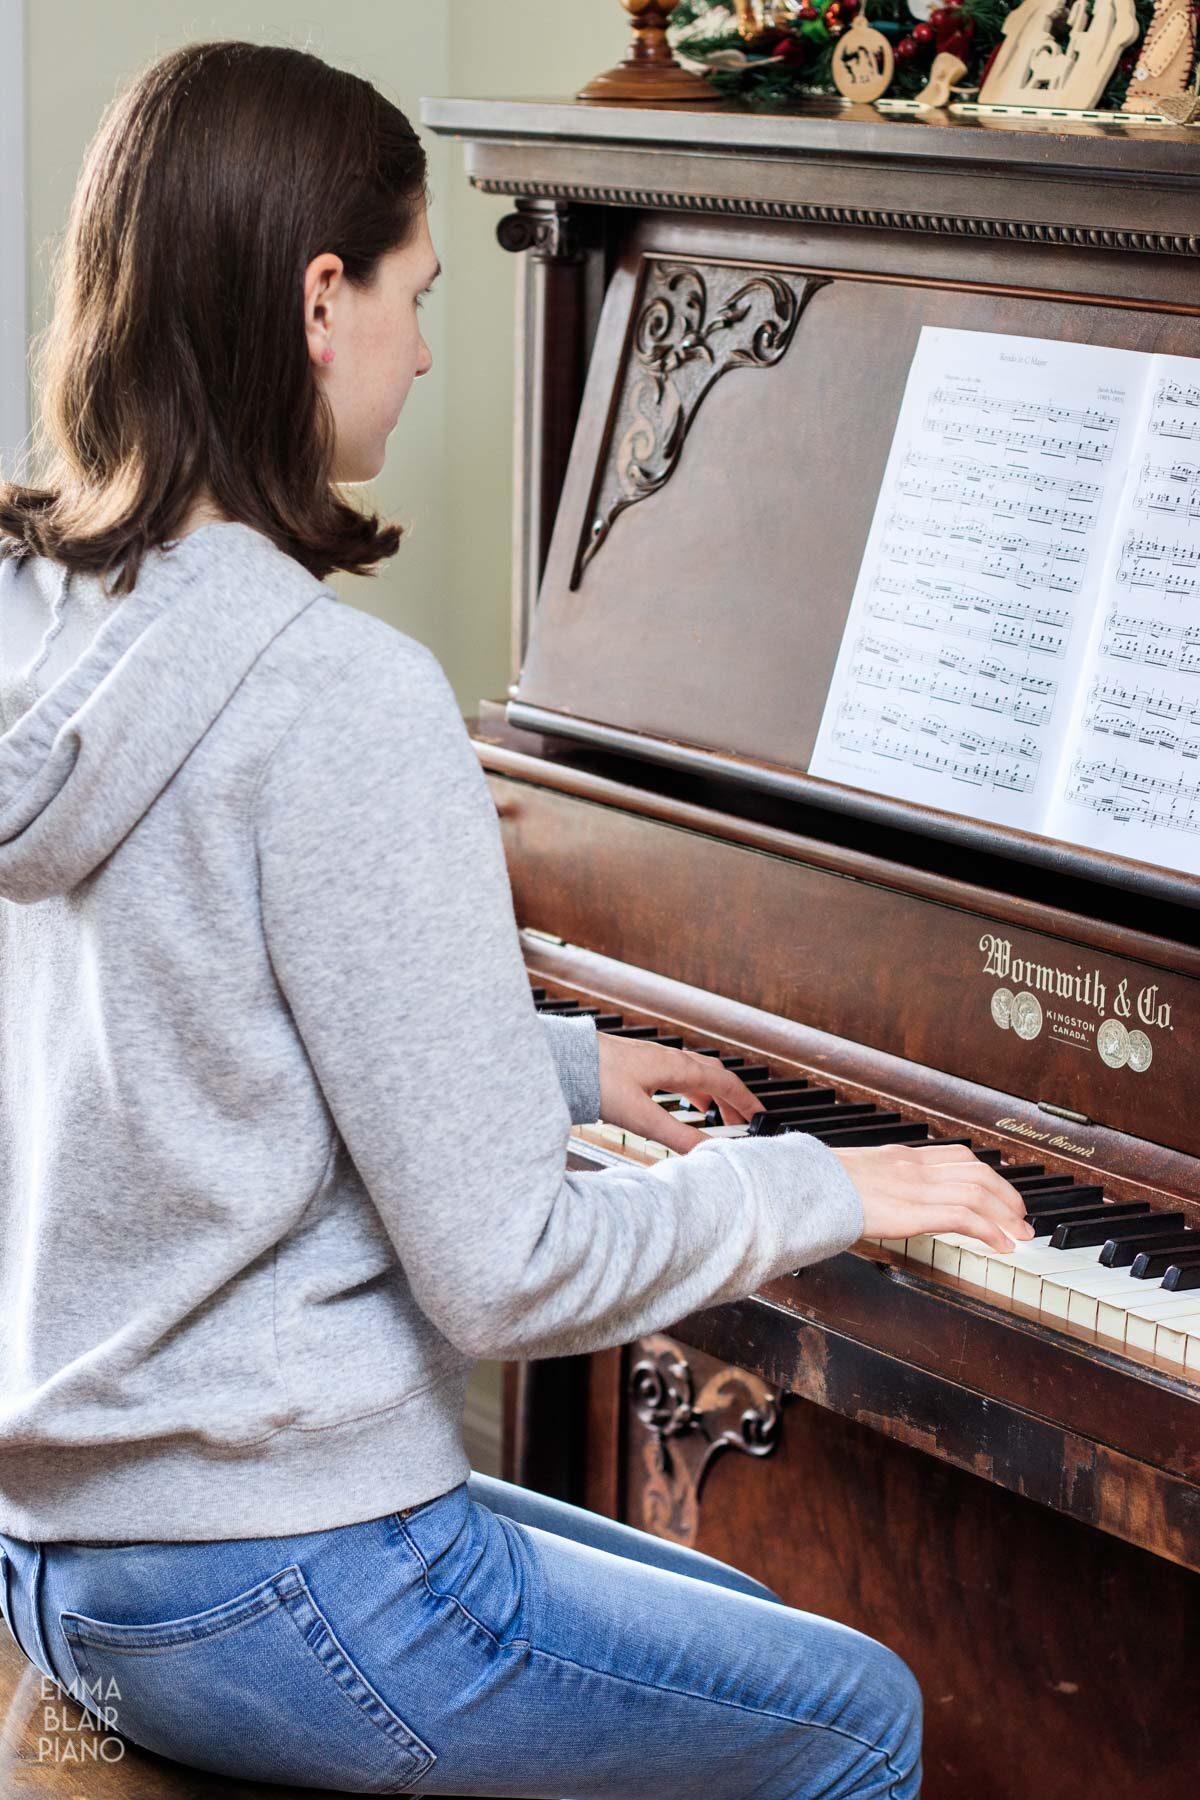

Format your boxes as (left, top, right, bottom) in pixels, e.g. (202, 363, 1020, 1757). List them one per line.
(535, 989, 1200, 1376)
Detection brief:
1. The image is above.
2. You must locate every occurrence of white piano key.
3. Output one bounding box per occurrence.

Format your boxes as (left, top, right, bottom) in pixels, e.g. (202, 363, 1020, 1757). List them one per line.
(699, 1124, 750, 1139)
(1061, 1265, 1147, 1329)
(904, 1234, 937, 1267)
(1123, 1288, 1200, 1352)
(931, 1232, 993, 1278)
(1010, 1244, 1104, 1309)
(879, 1238, 909, 1253)
(1155, 1309, 1200, 1365)
(1187, 1332, 1200, 1373)
(1095, 1285, 1200, 1346)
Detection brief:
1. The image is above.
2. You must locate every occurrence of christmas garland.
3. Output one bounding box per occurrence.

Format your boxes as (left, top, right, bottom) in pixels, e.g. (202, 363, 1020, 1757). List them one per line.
(670, 0, 1166, 111)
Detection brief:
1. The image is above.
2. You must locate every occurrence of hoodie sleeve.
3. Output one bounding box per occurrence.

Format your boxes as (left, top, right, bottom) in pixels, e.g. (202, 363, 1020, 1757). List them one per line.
(253, 634, 864, 1363)
(538, 1013, 600, 1125)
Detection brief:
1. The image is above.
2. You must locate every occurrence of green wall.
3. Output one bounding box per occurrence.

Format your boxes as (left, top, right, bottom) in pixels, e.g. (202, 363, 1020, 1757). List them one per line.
(22, 1, 629, 708)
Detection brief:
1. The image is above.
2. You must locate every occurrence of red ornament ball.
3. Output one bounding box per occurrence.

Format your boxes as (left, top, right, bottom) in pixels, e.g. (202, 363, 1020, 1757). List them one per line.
(913, 21, 936, 45)
(895, 34, 918, 58)
(929, 5, 950, 23)
(841, 0, 859, 12)
(799, 2, 819, 17)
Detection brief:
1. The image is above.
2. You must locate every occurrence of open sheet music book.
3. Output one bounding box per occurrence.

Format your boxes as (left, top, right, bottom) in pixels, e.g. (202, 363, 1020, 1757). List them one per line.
(809, 326, 1200, 879)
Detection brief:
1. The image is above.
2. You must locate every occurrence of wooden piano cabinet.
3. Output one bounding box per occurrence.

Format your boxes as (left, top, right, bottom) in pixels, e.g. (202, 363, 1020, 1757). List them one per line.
(576, 1335, 1200, 1800)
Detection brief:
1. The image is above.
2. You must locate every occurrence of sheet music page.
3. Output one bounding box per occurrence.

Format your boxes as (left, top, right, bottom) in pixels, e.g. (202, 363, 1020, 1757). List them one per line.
(1047, 354, 1200, 877)
(809, 327, 1147, 833)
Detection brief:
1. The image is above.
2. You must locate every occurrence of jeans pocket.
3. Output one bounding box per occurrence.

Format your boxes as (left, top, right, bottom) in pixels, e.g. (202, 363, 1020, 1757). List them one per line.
(59, 1561, 437, 1794)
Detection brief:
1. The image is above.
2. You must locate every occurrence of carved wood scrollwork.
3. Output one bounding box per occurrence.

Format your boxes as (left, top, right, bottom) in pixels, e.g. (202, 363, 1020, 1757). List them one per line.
(495, 199, 582, 263)
(630, 1333, 782, 1545)
(572, 260, 827, 587)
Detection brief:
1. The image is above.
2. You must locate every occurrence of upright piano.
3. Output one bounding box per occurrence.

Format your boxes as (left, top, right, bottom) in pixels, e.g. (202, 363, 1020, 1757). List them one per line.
(421, 93, 1200, 1798)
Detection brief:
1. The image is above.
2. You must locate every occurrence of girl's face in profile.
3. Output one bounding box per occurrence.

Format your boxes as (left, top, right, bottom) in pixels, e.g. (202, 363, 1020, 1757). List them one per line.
(303, 205, 439, 485)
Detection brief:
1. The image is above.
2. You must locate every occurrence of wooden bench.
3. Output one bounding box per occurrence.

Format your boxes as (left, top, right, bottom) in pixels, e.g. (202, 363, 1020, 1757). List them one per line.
(0, 1621, 496, 1797)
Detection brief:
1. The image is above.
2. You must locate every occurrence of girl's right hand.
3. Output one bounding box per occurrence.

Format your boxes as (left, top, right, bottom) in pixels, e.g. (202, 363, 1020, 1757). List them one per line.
(830, 1141, 1035, 1252)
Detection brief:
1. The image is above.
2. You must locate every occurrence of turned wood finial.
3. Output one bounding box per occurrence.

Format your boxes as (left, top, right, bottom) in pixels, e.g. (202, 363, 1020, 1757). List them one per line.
(577, 0, 716, 104)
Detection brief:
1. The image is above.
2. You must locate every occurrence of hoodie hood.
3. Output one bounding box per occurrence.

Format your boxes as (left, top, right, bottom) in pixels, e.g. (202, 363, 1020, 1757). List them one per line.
(0, 521, 324, 903)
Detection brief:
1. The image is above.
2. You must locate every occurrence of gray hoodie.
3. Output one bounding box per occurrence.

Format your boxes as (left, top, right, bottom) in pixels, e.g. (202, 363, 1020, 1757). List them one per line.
(0, 520, 864, 1542)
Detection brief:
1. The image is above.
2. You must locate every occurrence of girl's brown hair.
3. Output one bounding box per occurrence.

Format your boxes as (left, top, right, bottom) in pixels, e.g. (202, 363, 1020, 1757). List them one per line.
(0, 40, 429, 595)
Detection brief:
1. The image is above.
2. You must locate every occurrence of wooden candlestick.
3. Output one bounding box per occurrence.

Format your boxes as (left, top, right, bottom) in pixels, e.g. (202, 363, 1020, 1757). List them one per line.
(577, 0, 717, 104)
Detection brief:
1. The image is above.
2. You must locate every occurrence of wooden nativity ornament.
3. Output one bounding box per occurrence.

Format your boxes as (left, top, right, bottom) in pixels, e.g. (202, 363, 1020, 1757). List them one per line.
(831, 16, 895, 101)
(1121, 0, 1197, 113)
(979, 0, 1140, 109)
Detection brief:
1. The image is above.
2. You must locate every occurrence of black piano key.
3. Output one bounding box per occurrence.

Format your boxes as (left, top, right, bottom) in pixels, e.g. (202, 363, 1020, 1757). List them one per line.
(1020, 1185, 1106, 1209)
(811, 1122, 931, 1147)
(998, 1165, 1047, 1182)
(655, 1035, 685, 1049)
(591, 1014, 625, 1030)
(697, 1056, 771, 1081)
(1009, 1179, 1103, 1202)
(742, 1078, 815, 1098)
(1130, 1241, 1200, 1281)
(537, 1001, 600, 1016)
(1103, 1230, 1198, 1269)
(755, 1087, 838, 1111)
(1022, 1194, 1114, 1227)
(1048, 1205, 1154, 1248)
(604, 1025, 659, 1039)
(529, 986, 547, 1003)
(747, 1106, 880, 1137)
(759, 1104, 884, 1131)
(704, 1085, 830, 1127)
(1058, 1211, 1187, 1252)
(1162, 1262, 1200, 1292)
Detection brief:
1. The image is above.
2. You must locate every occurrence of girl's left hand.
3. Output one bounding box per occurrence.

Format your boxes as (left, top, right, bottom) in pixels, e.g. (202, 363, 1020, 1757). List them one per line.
(596, 1034, 766, 1155)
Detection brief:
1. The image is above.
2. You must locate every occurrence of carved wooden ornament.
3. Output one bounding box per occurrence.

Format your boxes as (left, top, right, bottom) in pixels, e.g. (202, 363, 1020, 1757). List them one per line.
(572, 259, 827, 586)
(1121, 0, 1197, 113)
(979, 0, 1141, 109)
(914, 50, 970, 107)
(631, 1336, 782, 1546)
(831, 18, 895, 102)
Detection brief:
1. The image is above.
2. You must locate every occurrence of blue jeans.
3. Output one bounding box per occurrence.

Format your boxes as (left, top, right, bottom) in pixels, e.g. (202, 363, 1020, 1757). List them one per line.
(0, 1473, 921, 1796)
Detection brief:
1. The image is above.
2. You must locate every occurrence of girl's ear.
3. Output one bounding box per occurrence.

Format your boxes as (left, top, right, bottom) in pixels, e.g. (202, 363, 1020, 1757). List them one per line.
(303, 255, 343, 366)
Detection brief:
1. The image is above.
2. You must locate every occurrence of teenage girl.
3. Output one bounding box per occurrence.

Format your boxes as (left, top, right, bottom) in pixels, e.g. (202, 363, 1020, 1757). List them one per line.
(0, 40, 1029, 1798)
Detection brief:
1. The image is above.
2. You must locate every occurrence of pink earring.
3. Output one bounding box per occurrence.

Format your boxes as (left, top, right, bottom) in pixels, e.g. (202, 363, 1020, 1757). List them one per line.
(321, 347, 335, 364)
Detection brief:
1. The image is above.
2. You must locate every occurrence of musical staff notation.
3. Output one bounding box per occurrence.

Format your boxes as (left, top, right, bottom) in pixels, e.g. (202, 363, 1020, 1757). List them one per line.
(832, 702, 1039, 795)
(1100, 606, 1200, 673)
(811, 325, 1200, 876)
(1131, 456, 1200, 522)
(1066, 755, 1200, 837)
(923, 416, 1113, 465)
(929, 387, 1119, 434)
(849, 631, 1057, 728)
(868, 578, 1072, 657)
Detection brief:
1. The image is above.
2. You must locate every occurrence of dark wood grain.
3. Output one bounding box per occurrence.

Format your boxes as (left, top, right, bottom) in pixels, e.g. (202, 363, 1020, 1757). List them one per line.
(491, 769, 1200, 1161)
(431, 89, 1200, 1800)
(620, 1337, 1200, 1800)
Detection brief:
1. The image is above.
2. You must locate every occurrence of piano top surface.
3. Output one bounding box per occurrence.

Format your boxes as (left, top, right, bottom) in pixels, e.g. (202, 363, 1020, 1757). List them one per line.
(420, 94, 1200, 176)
